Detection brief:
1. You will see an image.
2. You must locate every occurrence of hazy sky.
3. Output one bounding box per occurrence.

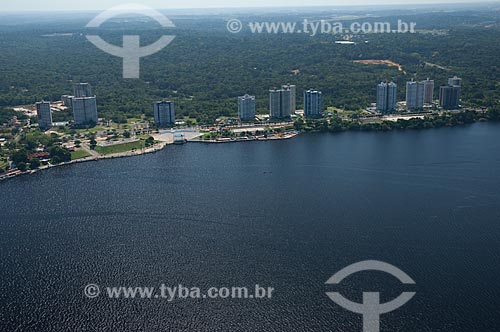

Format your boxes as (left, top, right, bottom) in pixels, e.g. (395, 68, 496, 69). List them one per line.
(0, 0, 491, 12)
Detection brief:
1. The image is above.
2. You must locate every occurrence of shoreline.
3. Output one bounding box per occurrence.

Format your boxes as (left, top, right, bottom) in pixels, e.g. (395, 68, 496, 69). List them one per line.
(0, 142, 168, 183)
(0, 133, 301, 182)
(1, 118, 498, 183)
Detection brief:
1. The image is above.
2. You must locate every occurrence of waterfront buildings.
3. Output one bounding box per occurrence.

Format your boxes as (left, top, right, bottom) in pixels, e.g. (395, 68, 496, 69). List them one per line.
(304, 89, 323, 117)
(35, 101, 52, 130)
(237, 94, 256, 121)
(63, 83, 91, 108)
(406, 80, 425, 110)
(439, 85, 461, 109)
(72, 97, 98, 125)
(71, 83, 98, 125)
(282, 84, 296, 113)
(270, 88, 292, 119)
(376, 82, 397, 113)
(439, 76, 462, 109)
(153, 101, 175, 127)
(423, 78, 435, 104)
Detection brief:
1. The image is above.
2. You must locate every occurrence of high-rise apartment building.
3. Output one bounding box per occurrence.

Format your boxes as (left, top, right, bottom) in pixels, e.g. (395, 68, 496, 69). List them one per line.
(282, 84, 296, 113)
(153, 101, 175, 127)
(406, 80, 425, 110)
(61, 95, 74, 107)
(439, 76, 462, 109)
(439, 85, 461, 109)
(423, 78, 435, 104)
(448, 76, 462, 87)
(71, 83, 98, 125)
(269, 88, 292, 118)
(74, 83, 93, 98)
(304, 90, 322, 117)
(72, 97, 98, 125)
(377, 82, 397, 113)
(35, 101, 53, 130)
(238, 94, 256, 121)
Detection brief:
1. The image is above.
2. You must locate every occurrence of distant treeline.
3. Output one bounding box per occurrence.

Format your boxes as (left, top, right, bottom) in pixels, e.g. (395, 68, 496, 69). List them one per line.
(295, 108, 500, 133)
(0, 12, 499, 124)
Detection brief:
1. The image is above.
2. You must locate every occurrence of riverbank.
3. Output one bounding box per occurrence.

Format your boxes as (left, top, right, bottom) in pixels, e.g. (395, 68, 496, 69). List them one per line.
(298, 109, 499, 133)
(0, 132, 301, 182)
(2, 110, 498, 183)
(0, 142, 168, 182)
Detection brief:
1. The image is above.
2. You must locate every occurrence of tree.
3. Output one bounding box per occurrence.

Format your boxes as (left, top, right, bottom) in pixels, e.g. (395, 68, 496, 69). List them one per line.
(145, 136, 154, 147)
(89, 138, 97, 150)
(488, 106, 500, 121)
(49, 146, 71, 164)
(29, 158, 41, 169)
(11, 149, 29, 164)
(17, 162, 27, 172)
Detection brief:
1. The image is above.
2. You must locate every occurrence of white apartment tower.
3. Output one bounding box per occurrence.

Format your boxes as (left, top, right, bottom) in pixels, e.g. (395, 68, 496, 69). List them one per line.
(406, 80, 425, 110)
(377, 82, 397, 113)
(238, 94, 256, 121)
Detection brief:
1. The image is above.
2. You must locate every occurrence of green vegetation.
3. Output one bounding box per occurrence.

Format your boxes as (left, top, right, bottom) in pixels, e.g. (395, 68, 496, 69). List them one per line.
(49, 146, 72, 164)
(0, 8, 499, 176)
(94, 140, 146, 155)
(295, 108, 500, 134)
(0, 109, 27, 124)
(10, 149, 29, 164)
(29, 158, 41, 169)
(0, 160, 9, 173)
(0, 9, 498, 125)
(71, 149, 92, 160)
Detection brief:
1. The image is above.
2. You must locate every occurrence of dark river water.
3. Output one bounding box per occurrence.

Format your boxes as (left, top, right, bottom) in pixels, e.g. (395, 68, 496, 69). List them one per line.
(1, 123, 500, 331)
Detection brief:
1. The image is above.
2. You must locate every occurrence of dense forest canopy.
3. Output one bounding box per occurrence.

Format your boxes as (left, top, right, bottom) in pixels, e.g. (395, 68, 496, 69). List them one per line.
(0, 5, 498, 124)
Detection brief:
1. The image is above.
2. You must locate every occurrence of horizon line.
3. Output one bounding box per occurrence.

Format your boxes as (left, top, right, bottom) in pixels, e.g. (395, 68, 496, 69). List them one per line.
(0, 1, 499, 13)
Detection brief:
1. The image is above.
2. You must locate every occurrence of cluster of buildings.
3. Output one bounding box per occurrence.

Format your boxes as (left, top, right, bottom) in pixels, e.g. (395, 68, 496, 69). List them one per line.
(31, 76, 464, 131)
(237, 84, 323, 122)
(377, 76, 463, 113)
(35, 83, 99, 130)
(146, 76, 465, 128)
